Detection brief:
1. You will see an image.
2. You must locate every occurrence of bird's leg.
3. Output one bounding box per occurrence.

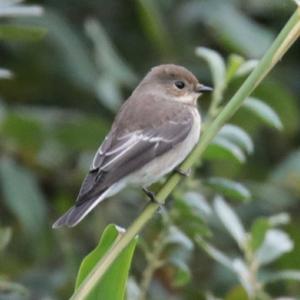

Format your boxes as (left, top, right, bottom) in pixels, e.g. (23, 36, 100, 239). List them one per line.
(140, 188, 164, 214)
(143, 187, 158, 203)
(175, 167, 191, 177)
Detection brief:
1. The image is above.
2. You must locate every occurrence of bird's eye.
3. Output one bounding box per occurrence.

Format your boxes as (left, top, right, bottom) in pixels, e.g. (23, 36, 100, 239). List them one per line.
(174, 80, 185, 89)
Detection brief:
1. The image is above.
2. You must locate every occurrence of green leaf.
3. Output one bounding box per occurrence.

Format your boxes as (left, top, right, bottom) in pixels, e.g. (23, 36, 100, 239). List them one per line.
(218, 124, 254, 154)
(213, 196, 246, 249)
(0, 100, 6, 125)
(250, 218, 270, 251)
(0, 3, 43, 17)
(262, 270, 300, 284)
(84, 19, 137, 110)
(206, 177, 251, 202)
(247, 182, 295, 211)
(270, 150, 300, 194)
(214, 3, 274, 57)
(54, 117, 108, 151)
(173, 193, 212, 237)
(231, 259, 252, 296)
(168, 258, 191, 287)
(258, 79, 299, 134)
(0, 0, 16, 5)
(30, 11, 98, 92)
(205, 136, 246, 163)
(243, 97, 283, 130)
(268, 213, 290, 226)
(225, 285, 249, 300)
(235, 60, 258, 78)
(181, 1, 274, 57)
(0, 158, 47, 236)
(95, 75, 122, 111)
(164, 226, 194, 288)
(0, 25, 47, 41)
(226, 54, 245, 83)
(75, 224, 137, 300)
(255, 229, 293, 266)
(165, 225, 194, 251)
(135, 0, 173, 57)
(0, 279, 28, 297)
(183, 192, 212, 219)
(196, 236, 234, 271)
(0, 227, 12, 252)
(2, 113, 45, 152)
(126, 277, 141, 300)
(195, 47, 226, 98)
(206, 292, 223, 300)
(84, 19, 137, 86)
(0, 68, 13, 79)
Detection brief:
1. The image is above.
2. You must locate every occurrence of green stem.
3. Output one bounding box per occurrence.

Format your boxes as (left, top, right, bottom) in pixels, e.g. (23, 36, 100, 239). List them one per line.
(138, 232, 166, 300)
(71, 8, 300, 300)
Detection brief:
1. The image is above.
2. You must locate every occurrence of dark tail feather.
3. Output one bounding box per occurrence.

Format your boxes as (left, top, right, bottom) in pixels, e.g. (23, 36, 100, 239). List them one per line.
(52, 192, 106, 228)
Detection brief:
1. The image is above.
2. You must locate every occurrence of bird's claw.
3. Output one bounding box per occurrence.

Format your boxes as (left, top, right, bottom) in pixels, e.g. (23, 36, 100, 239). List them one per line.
(175, 167, 191, 177)
(143, 187, 158, 203)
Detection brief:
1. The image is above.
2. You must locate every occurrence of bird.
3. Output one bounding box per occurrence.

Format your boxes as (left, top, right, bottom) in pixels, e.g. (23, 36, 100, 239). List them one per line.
(52, 64, 212, 228)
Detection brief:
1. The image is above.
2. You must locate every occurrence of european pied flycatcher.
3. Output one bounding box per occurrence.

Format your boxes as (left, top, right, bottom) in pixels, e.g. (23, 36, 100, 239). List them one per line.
(53, 64, 212, 228)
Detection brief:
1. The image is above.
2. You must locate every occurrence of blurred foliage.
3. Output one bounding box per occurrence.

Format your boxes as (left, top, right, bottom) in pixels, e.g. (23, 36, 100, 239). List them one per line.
(0, 0, 300, 299)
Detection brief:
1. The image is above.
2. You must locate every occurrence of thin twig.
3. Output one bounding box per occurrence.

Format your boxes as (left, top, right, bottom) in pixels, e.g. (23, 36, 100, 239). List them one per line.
(138, 232, 166, 300)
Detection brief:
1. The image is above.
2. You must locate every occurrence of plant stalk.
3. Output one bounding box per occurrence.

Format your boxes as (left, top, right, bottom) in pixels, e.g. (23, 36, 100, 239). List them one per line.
(138, 232, 166, 300)
(71, 8, 300, 300)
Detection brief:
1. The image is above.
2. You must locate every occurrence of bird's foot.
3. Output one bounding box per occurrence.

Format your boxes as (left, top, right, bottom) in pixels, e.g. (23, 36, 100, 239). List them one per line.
(143, 187, 158, 203)
(140, 188, 164, 213)
(175, 167, 191, 177)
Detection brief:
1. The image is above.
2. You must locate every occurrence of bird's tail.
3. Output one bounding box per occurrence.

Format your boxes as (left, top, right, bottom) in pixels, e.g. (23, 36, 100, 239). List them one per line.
(52, 189, 108, 228)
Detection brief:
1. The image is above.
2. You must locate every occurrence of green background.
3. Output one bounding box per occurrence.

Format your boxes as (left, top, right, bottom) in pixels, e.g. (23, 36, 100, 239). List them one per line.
(0, 0, 300, 299)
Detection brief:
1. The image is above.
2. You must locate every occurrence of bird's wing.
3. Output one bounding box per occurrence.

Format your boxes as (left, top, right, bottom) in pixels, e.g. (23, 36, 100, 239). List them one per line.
(76, 108, 193, 205)
(98, 118, 192, 173)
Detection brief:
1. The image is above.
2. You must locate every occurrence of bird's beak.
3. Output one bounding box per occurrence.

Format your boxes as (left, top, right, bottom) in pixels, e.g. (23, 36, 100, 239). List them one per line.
(195, 84, 213, 94)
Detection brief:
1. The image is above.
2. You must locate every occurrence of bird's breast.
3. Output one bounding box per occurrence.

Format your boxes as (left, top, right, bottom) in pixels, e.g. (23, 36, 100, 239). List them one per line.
(127, 107, 201, 187)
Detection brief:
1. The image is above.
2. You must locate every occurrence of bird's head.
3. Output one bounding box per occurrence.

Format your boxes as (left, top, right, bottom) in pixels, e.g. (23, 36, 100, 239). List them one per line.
(138, 64, 212, 106)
